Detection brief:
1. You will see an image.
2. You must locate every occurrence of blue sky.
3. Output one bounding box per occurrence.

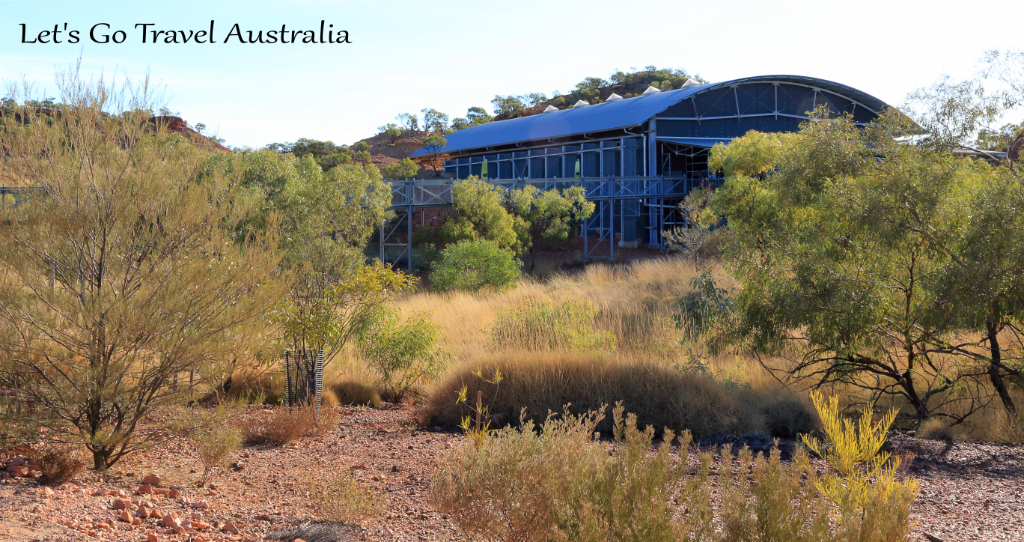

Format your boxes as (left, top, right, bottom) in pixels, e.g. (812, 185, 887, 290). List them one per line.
(2, 0, 1020, 148)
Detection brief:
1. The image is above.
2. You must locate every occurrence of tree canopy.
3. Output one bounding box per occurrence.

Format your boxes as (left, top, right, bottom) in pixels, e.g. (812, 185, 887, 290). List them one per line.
(710, 106, 1024, 421)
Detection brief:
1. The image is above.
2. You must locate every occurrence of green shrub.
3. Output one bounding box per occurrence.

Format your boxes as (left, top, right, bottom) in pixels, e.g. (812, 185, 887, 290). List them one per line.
(358, 306, 447, 401)
(489, 299, 616, 352)
(674, 268, 733, 346)
(380, 157, 418, 180)
(802, 392, 919, 541)
(430, 239, 521, 292)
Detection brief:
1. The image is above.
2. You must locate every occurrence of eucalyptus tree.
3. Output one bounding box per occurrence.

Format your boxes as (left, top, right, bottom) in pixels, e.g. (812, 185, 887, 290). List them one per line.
(226, 150, 405, 368)
(710, 109, 1003, 422)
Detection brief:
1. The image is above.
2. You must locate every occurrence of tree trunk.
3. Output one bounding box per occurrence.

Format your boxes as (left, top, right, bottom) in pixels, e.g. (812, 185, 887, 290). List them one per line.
(986, 319, 1017, 415)
(92, 447, 112, 471)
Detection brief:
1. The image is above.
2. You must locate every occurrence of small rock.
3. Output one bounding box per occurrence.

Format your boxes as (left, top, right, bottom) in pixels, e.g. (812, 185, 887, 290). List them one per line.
(139, 483, 154, 494)
(139, 506, 151, 518)
(167, 489, 181, 498)
(257, 514, 272, 521)
(147, 534, 158, 542)
(112, 499, 127, 510)
(41, 487, 55, 497)
(119, 509, 132, 523)
(143, 474, 162, 486)
(7, 465, 29, 477)
(191, 499, 210, 509)
(221, 521, 240, 534)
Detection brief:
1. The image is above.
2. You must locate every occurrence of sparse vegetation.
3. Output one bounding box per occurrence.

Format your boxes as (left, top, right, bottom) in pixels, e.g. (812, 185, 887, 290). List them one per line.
(308, 469, 382, 525)
(239, 406, 337, 446)
(168, 405, 244, 485)
(431, 397, 913, 542)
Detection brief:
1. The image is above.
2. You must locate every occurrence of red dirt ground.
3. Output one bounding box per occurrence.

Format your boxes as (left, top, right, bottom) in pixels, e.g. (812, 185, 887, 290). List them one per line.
(1, 406, 1021, 542)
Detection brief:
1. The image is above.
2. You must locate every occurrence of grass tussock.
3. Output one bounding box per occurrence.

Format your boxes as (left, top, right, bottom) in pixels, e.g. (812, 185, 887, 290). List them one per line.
(38, 445, 85, 486)
(423, 351, 816, 439)
(330, 381, 383, 408)
(489, 298, 616, 352)
(238, 406, 338, 446)
(399, 257, 729, 361)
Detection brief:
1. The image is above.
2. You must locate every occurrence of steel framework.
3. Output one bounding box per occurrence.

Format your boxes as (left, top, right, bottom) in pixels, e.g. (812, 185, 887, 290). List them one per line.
(379, 175, 717, 268)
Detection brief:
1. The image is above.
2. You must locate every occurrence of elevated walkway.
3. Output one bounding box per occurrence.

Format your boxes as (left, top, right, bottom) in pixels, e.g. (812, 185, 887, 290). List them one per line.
(381, 175, 717, 268)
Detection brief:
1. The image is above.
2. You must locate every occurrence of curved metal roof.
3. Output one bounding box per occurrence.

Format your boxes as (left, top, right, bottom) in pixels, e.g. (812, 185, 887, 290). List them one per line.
(410, 75, 890, 157)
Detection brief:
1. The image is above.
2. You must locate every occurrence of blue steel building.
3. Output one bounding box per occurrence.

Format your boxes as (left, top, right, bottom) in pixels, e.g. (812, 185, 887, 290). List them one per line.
(405, 75, 891, 261)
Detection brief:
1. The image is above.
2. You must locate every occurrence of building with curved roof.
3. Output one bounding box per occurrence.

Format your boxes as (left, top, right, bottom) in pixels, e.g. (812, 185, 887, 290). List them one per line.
(406, 75, 892, 254)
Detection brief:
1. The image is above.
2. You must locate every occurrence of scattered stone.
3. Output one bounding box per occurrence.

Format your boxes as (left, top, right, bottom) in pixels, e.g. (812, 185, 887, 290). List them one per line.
(139, 483, 154, 494)
(221, 521, 240, 534)
(41, 487, 55, 497)
(143, 474, 162, 486)
(167, 488, 181, 498)
(119, 509, 132, 523)
(147, 534, 158, 542)
(7, 465, 29, 477)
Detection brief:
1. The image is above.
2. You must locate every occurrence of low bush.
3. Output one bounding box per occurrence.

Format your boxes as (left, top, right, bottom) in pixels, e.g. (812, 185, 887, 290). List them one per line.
(38, 445, 85, 486)
(330, 381, 382, 408)
(802, 392, 919, 541)
(431, 398, 917, 542)
(430, 239, 521, 292)
(239, 406, 338, 446)
(431, 405, 828, 542)
(358, 306, 447, 401)
(489, 299, 616, 352)
(308, 470, 383, 525)
(917, 417, 955, 441)
(168, 405, 244, 485)
(423, 352, 814, 439)
(210, 369, 286, 405)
